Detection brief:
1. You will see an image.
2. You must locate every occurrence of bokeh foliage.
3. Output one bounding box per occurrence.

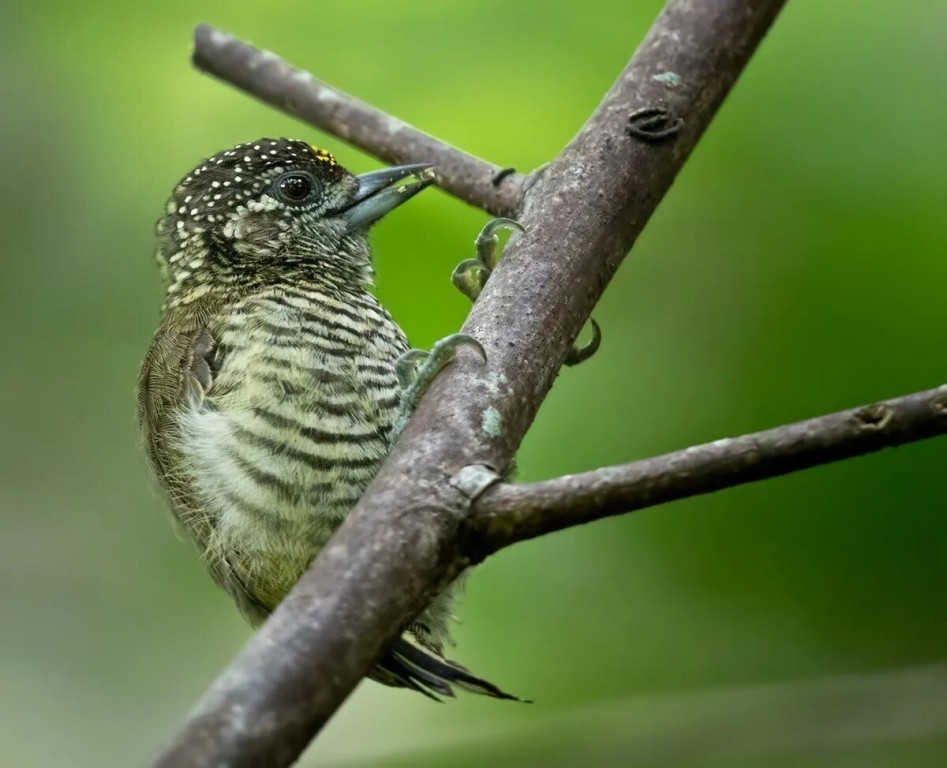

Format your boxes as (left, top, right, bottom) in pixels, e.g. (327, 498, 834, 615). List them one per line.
(1, 2, 945, 766)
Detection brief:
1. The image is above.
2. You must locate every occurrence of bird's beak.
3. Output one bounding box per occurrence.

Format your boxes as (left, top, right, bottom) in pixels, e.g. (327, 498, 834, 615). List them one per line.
(335, 163, 434, 233)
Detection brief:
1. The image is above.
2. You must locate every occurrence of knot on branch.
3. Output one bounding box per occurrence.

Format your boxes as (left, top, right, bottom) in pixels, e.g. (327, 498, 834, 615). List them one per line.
(491, 167, 517, 187)
(627, 106, 684, 143)
(854, 403, 893, 430)
(930, 392, 947, 416)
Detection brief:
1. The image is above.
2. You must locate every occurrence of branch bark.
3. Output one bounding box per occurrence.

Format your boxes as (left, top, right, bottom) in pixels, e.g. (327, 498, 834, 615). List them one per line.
(468, 384, 947, 555)
(155, 2, 787, 766)
(192, 24, 526, 217)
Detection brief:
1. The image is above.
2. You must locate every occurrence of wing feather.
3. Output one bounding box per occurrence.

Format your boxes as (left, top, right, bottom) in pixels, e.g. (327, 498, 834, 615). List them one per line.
(137, 301, 271, 620)
(137, 303, 221, 558)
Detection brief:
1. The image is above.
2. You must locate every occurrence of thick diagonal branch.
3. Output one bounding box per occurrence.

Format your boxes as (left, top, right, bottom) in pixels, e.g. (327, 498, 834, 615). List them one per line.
(192, 24, 525, 217)
(154, 2, 787, 767)
(469, 384, 947, 554)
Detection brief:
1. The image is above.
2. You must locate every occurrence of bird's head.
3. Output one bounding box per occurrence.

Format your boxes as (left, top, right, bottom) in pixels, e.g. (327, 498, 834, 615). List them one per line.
(155, 138, 432, 305)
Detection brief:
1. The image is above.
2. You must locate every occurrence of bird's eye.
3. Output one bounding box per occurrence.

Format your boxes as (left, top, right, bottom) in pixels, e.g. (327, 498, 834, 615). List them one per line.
(273, 171, 321, 206)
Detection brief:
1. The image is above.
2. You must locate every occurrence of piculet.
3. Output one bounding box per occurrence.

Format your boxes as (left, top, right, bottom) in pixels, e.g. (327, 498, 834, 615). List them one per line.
(137, 138, 522, 700)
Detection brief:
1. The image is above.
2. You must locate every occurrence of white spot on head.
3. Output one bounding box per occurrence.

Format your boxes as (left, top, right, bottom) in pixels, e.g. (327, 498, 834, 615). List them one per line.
(248, 194, 280, 213)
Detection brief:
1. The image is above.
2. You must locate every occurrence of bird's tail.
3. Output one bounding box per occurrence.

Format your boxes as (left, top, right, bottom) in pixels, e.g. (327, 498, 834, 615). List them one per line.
(375, 637, 527, 702)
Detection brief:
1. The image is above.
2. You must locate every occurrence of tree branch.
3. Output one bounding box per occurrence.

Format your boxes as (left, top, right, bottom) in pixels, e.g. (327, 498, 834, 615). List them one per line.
(468, 384, 947, 555)
(154, 2, 787, 766)
(192, 24, 526, 217)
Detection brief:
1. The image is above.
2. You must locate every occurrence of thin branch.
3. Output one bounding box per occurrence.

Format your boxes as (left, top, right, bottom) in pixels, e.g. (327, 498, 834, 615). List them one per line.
(468, 384, 947, 554)
(154, 2, 786, 766)
(192, 24, 526, 217)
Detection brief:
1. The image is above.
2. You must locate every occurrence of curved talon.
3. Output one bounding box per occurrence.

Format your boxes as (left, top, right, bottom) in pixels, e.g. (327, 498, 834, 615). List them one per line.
(564, 318, 602, 367)
(453, 217, 525, 304)
(474, 217, 525, 271)
(452, 259, 490, 304)
(428, 332, 487, 365)
(476, 216, 525, 243)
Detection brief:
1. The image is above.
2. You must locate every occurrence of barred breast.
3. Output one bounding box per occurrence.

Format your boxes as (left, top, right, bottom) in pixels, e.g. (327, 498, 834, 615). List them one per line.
(174, 283, 409, 617)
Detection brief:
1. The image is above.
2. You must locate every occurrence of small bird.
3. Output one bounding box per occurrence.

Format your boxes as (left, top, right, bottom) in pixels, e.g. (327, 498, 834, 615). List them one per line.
(137, 138, 521, 700)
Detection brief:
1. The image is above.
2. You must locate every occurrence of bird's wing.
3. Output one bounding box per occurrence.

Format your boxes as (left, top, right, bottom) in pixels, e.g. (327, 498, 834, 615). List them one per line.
(137, 299, 271, 622)
(136, 301, 222, 547)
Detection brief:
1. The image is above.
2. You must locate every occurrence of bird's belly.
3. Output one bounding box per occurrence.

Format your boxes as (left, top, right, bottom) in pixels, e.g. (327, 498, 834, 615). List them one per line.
(175, 328, 403, 612)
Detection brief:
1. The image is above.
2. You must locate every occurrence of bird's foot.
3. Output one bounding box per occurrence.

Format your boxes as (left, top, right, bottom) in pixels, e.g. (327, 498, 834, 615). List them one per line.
(451, 217, 523, 303)
(452, 217, 602, 366)
(393, 333, 486, 439)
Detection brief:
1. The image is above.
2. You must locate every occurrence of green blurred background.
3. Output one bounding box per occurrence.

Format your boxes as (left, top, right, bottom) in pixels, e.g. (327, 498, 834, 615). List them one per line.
(2, 1, 946, 766)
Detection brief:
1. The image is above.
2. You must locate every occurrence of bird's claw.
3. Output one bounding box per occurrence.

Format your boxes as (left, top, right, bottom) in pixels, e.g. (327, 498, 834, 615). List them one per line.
(474, 217, 524, 271)
(450, 217, 601, 368)
(393, 333, 486, 438)
(564, 318, 602, 367)
(451, 217, 525, 303)
(394, 349, 431, 389)
(451, 259, 491, 304)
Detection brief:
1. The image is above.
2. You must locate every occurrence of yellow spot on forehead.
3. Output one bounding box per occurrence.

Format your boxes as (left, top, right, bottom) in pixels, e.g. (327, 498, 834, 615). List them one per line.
(310, 145, 338, 166)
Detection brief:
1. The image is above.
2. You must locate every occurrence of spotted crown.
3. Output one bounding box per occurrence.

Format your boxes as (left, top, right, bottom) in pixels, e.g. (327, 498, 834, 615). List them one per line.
(160, 138, 345, 236)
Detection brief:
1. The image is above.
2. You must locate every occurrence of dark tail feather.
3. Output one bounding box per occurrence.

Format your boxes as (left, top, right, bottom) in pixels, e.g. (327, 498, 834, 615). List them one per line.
(378, 638, 528, 702)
